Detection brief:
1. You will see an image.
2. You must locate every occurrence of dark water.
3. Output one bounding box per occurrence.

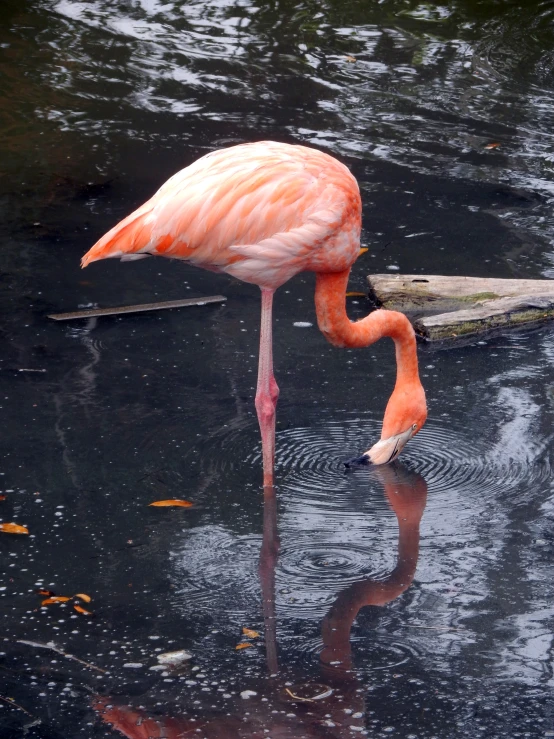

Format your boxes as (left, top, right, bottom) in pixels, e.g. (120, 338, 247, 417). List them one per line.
(1, 0, 554, 736)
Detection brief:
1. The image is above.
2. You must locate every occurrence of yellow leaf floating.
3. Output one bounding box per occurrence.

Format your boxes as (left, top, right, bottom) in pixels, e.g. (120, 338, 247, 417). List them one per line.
(42, 596, 71, 605)
(0, 523, 29, 535)
(242, 628, 260, 639)
(148, 500, 194, 508)
(346, 292, 367, 298)
(74, 604, 93, 616)
(235, 643, 253, 650)
(75, 593, 92, 603)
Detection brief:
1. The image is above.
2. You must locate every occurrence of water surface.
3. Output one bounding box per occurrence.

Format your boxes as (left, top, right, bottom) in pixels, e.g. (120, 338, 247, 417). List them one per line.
(1, 1, 554, 737)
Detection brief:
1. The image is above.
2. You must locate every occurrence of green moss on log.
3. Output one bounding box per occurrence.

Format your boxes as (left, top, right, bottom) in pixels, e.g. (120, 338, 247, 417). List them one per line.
(417, 306, 554, 341)
(377, 290, 500, 311)
(458, 292, 500, 302)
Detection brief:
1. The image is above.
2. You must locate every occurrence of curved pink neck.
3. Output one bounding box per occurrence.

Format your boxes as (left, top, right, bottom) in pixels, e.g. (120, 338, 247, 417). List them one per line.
(314, 270, 420, 388)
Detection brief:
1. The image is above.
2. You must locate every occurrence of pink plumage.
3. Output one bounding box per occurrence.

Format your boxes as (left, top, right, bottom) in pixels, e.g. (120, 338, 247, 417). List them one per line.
(81, 141, 362, 289)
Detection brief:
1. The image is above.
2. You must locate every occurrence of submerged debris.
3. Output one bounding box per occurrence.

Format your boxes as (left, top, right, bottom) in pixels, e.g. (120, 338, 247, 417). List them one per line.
(156, 649, 193, 667)
(17, 639, 106, 673)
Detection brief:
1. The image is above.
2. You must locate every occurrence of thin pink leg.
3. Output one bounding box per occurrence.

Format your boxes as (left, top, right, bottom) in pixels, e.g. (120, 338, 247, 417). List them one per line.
(255, 288, 279, 487)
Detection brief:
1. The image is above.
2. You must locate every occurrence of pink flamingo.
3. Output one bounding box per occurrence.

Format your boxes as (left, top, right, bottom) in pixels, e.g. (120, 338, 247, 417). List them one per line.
(81, 141, 427, 486)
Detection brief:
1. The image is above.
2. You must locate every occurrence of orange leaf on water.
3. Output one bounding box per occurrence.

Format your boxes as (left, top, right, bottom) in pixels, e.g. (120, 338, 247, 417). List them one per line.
(42, 596, 70, 605)
(235, 643, 253, 650)
(37, 589, 55, 596)
(74, 604, 93, 616)
(0, 523, 29, 534)
(75, 593, 91, 603)
(242, 628, 260, 639)
(346, 291, 367, 297)
(484, 142, 500, 149)
(0, 495, 6, 501)
(148, 500, 194, 508)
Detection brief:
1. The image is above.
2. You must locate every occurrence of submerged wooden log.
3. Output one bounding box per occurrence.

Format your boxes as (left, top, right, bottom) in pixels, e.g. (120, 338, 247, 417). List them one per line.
(48, 295, 227, 321)
(367, 274, 554, 341)
(415, 294, 554, 341)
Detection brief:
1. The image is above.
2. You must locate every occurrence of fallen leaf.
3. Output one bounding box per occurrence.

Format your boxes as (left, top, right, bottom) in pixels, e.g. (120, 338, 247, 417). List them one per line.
(346, 291, 367, 297)
(74, 604, 93, 616)
(0, 495, 6, 501)
(0, 523, 29, 534)
(242, 628, 260, 639)
(345, 55, 356, 62)
(484, 142, 500, 149)
(37, 589, 55, 596)
(358, 247, 368, 255)
(75, 593, 91, 603)
(42, 596, 71, 605)
(235, 643, 253, 650)
(148, 500, 194, 508)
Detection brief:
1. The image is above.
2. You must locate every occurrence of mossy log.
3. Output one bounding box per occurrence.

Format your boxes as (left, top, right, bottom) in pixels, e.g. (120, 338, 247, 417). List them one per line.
(367, 274, 554, 341)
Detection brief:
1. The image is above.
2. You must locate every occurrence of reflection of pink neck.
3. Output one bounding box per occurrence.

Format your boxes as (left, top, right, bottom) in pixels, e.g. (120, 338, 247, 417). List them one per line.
(320, 466, 428, 671)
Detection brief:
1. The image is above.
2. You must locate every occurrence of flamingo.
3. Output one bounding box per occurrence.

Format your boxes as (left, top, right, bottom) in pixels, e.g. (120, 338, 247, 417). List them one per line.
(81, 141, 427, 486)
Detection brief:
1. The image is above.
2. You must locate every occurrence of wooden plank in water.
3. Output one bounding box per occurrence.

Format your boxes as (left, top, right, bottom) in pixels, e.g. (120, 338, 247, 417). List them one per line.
(366, 273, 554, 341)
(367, 273, 554, 313)
(48, 295, 227, 322)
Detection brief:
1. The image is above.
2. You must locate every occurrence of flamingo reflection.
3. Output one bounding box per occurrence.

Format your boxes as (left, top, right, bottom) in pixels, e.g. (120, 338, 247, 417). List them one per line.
(94, 464, 427, 737)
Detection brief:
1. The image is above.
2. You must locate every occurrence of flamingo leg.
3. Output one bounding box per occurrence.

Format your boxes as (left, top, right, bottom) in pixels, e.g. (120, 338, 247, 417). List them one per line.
(256, 288, 279, 487)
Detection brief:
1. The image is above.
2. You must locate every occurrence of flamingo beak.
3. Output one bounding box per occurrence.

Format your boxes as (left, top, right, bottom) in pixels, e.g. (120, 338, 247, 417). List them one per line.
(344, 426, 416, 468)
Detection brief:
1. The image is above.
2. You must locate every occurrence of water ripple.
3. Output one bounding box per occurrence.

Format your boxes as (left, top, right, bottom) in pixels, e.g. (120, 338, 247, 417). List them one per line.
(175, 414, 551, 626)
(173, 525, 261, 621)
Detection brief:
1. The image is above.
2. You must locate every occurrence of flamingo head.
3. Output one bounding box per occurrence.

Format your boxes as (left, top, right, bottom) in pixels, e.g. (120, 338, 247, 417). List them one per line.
(345, 381, 427, 467)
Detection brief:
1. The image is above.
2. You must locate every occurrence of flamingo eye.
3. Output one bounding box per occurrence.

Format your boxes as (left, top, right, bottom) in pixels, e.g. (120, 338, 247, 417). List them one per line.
(412, 423, 418, 431)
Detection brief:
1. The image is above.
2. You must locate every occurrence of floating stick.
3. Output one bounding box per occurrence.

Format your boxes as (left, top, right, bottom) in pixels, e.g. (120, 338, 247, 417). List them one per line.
(48, 295, 227, 321)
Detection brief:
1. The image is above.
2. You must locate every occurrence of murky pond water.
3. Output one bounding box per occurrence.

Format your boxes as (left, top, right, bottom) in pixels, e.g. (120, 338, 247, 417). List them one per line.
(1, 1, 554, 736)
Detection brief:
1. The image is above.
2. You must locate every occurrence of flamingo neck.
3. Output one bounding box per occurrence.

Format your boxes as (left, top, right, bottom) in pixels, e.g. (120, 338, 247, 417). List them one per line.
(314, 270, 419, 388)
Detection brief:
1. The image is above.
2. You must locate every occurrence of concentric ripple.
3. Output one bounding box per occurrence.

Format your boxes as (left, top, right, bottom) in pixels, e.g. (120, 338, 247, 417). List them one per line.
(172, 525, 262, 621)
(173, 414, 551, 627)
(244, 415, 552, 507)
(275, 540, 392, 620)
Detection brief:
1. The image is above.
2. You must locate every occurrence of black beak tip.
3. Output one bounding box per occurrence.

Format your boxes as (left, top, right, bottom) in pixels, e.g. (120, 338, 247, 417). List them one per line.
(343, 454, 371, 469)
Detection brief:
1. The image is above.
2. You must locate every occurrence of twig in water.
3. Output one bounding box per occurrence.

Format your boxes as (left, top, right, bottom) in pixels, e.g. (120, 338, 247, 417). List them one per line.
(0, 694, 37, 718)
(17, 639, 107, 673)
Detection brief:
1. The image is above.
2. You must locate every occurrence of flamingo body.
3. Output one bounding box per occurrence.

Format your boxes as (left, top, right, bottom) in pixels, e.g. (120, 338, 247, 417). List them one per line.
(82, 142, 362, 290)
(82, 141, 427, 485)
